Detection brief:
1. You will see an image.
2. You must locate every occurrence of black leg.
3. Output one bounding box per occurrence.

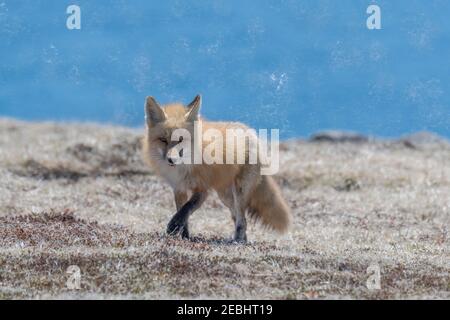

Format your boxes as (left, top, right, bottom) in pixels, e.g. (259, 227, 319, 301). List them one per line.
(167, 192, 206, 238)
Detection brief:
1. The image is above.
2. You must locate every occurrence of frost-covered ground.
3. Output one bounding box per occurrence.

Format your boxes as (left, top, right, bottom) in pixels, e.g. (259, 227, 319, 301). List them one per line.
(0, 118, 449, 299)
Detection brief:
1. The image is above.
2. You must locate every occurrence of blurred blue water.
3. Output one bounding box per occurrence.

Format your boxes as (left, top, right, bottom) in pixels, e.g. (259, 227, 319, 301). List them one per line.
(0, 0, 449, 138)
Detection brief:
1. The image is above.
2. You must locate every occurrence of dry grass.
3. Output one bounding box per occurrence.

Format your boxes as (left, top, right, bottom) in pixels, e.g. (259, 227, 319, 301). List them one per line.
(0, 117, 449, 299)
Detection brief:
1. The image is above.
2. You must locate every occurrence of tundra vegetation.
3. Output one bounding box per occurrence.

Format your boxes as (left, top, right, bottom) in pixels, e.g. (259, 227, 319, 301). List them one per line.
(0, 118, 448, 299)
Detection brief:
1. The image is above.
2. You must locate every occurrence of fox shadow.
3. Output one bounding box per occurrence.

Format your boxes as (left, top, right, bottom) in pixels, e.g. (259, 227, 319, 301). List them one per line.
(161, 233, 249, 246)
(190, 236, 247, 246)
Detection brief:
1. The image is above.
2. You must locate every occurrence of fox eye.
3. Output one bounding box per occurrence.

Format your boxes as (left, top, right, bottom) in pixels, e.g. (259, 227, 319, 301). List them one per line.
(178, 136, 183, 143)
(159, 137, 168, 144)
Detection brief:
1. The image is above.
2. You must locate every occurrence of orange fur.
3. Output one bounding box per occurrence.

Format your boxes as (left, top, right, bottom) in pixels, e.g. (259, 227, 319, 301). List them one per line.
(142, 95, 292, 239)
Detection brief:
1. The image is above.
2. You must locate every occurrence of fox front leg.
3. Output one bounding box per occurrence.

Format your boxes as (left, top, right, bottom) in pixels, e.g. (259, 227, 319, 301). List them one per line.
(174, 191, 188, 211)
(167, 191, 207, 239)
(172, 191, 188, 238)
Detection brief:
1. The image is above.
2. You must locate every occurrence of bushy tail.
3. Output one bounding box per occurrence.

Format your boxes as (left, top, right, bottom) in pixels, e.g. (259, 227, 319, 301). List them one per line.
(248, 175, 292, 233)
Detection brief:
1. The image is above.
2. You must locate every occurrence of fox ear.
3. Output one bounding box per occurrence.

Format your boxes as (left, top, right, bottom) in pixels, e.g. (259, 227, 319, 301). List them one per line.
(185, 94, 202, 122)
(145, 96, 166, 126)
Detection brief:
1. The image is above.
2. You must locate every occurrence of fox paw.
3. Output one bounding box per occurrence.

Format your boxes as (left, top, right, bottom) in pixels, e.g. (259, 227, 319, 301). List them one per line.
(232, 234, 248, 244)
(167, 220, 190, 239)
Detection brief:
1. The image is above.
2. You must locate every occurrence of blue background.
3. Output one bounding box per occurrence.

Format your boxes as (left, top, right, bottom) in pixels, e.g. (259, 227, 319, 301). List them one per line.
(0, 0, 449, 138)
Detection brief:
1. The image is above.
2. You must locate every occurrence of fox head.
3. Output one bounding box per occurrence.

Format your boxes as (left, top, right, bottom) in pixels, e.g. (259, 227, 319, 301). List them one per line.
(144, 95, 201, 167)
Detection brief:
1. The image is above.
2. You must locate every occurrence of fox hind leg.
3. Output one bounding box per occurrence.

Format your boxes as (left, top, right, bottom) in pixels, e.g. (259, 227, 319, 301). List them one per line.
(218, 187, 244, 242)
(231, 184, 247, 243)
(231, 165, 261, 243)
(217, 187, 236, 224)
(218, 165, 260, 243)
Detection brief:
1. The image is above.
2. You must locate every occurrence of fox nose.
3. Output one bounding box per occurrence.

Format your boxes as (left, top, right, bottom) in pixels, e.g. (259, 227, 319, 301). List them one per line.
(167, 158, 175, 166)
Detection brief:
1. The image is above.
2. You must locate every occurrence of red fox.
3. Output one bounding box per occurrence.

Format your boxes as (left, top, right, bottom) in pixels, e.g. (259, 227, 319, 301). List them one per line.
(143, 95, 292, 242)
